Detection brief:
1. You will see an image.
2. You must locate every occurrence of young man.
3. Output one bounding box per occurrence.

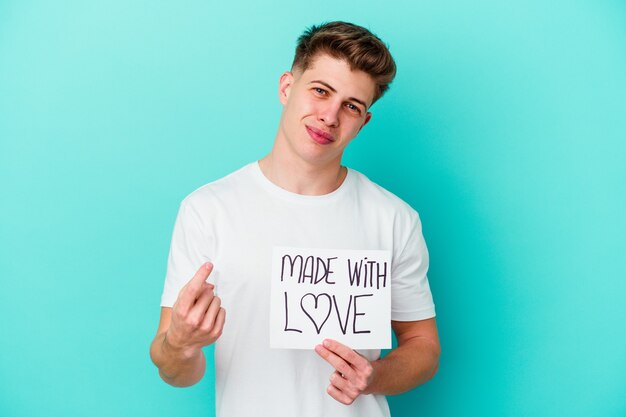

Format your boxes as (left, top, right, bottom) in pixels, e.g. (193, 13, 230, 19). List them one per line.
(150, 21, 440, 417)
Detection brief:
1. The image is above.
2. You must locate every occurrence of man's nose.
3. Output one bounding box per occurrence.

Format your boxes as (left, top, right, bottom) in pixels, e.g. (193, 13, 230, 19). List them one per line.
(318, 102, 340, 128)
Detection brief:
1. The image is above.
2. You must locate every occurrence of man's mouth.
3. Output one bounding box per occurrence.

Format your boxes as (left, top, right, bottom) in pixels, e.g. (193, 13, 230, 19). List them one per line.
(306, 125, 334, 145)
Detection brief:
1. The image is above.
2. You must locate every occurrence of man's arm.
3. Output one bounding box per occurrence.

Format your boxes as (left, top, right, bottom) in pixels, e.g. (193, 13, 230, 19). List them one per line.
(149, 263, 226, 387)
(149, 308, 207, 387)
(315, 317, 440, 404)
(367, 318, 440, 394)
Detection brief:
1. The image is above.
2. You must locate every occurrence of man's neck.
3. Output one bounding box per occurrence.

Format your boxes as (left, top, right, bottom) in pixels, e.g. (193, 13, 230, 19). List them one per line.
(258, 152, 347, 196)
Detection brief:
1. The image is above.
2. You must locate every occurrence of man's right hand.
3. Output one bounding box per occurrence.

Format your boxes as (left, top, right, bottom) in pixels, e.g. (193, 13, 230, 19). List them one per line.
(165, 262, 226, 357)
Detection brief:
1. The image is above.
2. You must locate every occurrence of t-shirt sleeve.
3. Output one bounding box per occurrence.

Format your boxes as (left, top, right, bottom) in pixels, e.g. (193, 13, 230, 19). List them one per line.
(391, 209, 436, 321)
(160, 199, 210, 307)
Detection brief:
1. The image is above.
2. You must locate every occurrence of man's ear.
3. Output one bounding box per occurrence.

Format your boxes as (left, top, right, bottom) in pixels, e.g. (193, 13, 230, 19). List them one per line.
(358, 112, 373, 133)
(278, 71, 294, 105)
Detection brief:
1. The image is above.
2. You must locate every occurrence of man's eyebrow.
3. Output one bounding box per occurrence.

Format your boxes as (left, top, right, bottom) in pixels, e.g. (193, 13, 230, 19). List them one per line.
(309, 80, 369, 110)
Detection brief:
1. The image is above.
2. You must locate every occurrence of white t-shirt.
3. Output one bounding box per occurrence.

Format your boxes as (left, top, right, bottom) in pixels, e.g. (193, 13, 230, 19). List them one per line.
(161, 162, 436, 417)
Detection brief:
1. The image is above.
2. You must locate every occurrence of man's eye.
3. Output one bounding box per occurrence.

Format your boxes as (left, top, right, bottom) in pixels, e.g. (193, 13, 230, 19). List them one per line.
(346, 103, 360, 113)
(314, 87, 326, 95)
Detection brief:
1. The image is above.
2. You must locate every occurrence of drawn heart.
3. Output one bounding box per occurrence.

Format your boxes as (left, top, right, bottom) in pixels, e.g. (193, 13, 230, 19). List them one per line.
(300, 293, 332, 334)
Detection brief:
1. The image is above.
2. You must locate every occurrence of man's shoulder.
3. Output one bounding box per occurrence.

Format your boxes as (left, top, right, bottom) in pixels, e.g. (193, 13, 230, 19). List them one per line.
(349, 168, 419, 217)
(349, 169, 425, 241)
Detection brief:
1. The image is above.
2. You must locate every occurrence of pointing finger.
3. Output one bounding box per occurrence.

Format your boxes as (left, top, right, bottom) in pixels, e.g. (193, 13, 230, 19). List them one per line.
(186, 262, 214, 293)
(192, 262, 214, 285)
(178, 263, 215, 312)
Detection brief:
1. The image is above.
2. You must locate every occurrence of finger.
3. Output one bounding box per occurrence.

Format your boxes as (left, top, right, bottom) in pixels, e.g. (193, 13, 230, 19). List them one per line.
(208, 307, 226, 339)
(178, 263, 214, 311)
(315, 344, 357, 381)
(322, 339, 369, 373)
(330, 371, 359, 398)
(190, 262, 214, 287)
(200, 296, 222, 332)
(188, 284, 215, 324)
(326, 384, 355, 405)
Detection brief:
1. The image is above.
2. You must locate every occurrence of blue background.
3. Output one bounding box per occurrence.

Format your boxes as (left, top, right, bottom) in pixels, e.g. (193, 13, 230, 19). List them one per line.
(1, 1, 625, 416)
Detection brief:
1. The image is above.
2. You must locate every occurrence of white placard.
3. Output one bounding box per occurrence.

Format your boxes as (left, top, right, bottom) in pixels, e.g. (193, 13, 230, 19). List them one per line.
(270, 247, 391, 349)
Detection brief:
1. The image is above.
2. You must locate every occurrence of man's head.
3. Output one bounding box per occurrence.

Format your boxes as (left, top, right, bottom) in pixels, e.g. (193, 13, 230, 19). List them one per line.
(291, 21, 396, 105)
(273, 22, 396, 168)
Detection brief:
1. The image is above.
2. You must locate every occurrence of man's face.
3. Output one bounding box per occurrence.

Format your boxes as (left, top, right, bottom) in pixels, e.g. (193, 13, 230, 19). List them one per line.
(276, 53, 375, 167)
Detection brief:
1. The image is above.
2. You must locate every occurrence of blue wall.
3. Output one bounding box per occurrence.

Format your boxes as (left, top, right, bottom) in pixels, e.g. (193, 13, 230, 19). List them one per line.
(1, 1, 624, 416)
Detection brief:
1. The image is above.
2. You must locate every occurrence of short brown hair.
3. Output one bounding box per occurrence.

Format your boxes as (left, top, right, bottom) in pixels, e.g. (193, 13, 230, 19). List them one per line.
(292, 21, 397, 105)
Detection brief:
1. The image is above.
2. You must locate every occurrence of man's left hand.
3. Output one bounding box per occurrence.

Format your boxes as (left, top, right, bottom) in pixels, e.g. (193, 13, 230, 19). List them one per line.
(315, 339, 375, 405)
